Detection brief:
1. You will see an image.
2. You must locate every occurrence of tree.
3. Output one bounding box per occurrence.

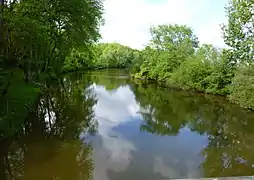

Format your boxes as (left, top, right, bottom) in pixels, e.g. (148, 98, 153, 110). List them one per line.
(2, 0, 103, 79)
(93, 43, 137, 68)
(149, 24, 199, 56)
(136, 24, 199, 81)
(64, 46, 94, 72)
(222, 0, 254, 64)
(222, 0, 254, 108)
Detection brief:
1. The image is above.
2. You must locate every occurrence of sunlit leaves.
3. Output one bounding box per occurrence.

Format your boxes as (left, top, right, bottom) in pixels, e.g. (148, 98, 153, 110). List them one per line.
(136, 24, 199, 81)
(93, 43, 137, 68)
(149, 24, 199, 55)
(222, 0, 254, 64)
(229, 64, 254, 109)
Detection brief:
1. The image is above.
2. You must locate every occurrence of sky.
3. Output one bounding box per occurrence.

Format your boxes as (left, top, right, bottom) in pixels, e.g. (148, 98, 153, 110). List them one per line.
(100, 0, 229, 49)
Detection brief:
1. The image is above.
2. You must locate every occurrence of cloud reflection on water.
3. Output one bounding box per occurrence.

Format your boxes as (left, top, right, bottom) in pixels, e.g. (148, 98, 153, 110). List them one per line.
(83, 84, 207, 180)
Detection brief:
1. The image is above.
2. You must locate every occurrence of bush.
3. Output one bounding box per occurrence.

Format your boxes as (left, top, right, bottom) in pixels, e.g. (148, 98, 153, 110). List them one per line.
(229, 64, 254, 109)
(63, 48, 93, 72)
(93, 43, 136, 68)
(168, 57, 213, 91)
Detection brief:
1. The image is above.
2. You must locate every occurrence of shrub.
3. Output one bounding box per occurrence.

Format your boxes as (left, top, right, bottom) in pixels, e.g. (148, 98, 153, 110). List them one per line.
(229, 64, 254, 109)
(169, 57, 213, 91)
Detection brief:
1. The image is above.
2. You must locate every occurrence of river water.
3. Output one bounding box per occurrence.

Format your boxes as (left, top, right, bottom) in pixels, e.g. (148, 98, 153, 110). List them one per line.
(1, 69, 254, 180)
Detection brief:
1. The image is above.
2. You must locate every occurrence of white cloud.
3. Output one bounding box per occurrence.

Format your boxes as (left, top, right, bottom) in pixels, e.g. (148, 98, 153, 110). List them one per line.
(100, 0, 229, 49)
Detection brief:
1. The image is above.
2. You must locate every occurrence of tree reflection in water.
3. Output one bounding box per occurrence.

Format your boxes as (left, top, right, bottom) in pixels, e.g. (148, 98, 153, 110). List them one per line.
(0, 72, 98, 180)
(132, 82, 254, 177)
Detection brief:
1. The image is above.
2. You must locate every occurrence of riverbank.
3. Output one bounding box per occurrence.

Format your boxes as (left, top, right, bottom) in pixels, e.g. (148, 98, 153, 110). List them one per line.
(131, 73, 253, 111)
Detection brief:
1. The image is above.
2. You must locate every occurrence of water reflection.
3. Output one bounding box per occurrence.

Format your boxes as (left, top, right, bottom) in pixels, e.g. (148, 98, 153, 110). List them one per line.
(88, 71, 254, 179)
(1, 70, 254, 180)
(131, 83, 254, 178)
(0, 73, 97, 180)
(87, 84, 139, 180)
(90, 83, 207, 179)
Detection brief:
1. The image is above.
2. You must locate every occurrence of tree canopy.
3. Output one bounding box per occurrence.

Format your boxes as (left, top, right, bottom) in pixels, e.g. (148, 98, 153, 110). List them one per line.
(222, 0, 254, 64)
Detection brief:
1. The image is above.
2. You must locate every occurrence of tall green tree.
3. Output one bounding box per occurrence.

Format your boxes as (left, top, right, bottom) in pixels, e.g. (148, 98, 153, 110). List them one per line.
(149, 24, 199, 56)
(222, 0, 254, 64)
(222, 0, 254, 109)
(2, 0, 103, 80)
(137, 24, 199, 81)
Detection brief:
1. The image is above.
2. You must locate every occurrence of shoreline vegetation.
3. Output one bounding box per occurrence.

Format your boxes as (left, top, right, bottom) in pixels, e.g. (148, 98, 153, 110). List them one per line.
(0, 0, 253, 138)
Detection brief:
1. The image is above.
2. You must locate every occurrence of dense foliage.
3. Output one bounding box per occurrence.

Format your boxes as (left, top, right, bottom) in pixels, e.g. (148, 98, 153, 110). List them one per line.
(63, 42, 140, 71)
(131, 0, 254, 109)
(222, 0, 254, 64)
(93, 43, 138, 68)
(222, 0, 254, 109)
(136, 25, 199, 81)
(133, 25, 233, 95)
(229, 64, 254, 109)
(1, 0, 102, 78)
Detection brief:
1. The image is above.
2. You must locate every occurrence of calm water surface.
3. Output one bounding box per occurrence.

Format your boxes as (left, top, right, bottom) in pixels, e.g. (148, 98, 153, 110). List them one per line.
(1, 69, 254, 180)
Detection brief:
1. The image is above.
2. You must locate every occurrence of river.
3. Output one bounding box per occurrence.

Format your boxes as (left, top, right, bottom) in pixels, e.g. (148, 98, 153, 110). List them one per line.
(1, 69, 254, 180)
